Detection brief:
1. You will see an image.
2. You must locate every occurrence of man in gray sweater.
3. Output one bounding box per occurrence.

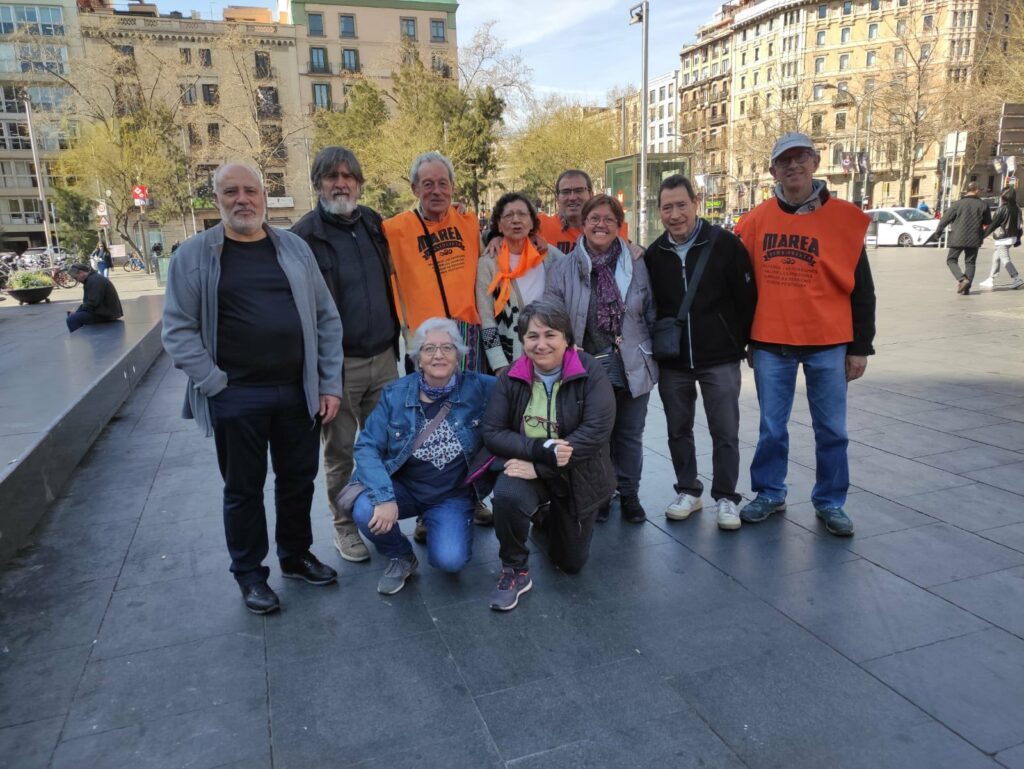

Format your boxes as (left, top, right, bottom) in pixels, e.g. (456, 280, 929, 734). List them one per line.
(162, 163, 344, 615)
(933, 181, 992, 295)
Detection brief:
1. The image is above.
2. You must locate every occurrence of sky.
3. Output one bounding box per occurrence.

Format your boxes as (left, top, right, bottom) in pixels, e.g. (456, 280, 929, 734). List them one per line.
(121, 0, 725, 106)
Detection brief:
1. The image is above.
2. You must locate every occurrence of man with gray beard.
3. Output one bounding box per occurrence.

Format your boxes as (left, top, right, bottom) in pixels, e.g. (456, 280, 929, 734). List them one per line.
(293, 146, 401, 563)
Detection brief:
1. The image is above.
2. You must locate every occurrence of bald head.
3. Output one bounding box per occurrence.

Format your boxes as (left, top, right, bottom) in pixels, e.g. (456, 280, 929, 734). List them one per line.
(213, 163, 267, 241)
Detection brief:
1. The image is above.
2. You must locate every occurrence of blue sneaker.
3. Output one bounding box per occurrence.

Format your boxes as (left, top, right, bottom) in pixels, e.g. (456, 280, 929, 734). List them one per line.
(815, 506, 854, 536)
(739, 496, 787, 523)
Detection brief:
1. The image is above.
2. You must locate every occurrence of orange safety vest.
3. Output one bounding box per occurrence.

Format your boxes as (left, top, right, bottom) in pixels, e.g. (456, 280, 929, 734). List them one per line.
(537, 213, 629, 255)
(736, 197, 869, 347)
(383, 207, 481, 329)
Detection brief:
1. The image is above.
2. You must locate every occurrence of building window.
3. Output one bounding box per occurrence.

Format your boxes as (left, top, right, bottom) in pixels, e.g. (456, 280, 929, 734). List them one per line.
(895, 47, 906, 64)
(340, 14, 355, 38)
(898, 0, 908, 6)
(867, 50, 877, 65)
(430, 18, 445, 42)
(179, 47, 191, 65)
(923, 14, 934, 31)
(813, 84, 825, 100)
(741, 52, 746, 65)
(815, 56, 825, 73)
(841, 27, 851, 42)
(307, 12, 323, 37)
(896, 19, 907, 35)
(201, 84, 218, 105)
(921, 43, 932, 60)
(207, 123, 219, 143)
(818, 4, 827, 18)
(753, 71, 759, 85)
(817, 30, 826, 45)
(870, 0, 879, 8)
(740, 75, 746, 89)
(843, 1, 852, 13)
(839, 53, 850, 70)
(312, 83, 331, 109)
(181, 84, 196, 105)
(310, 46, 328, 73)
(868, 23, 878, 39)
(255, 51, 271, 78)
(342, 49, 360, 72)
(400, 17, 416, 40)
(811, 113, 823, 134)
(257, 86, 281, 117)
(0, 5, 64, 36)
(199, 48, 212, 67)
(266, 173, 286, 197)
(836, 112, 847, 130)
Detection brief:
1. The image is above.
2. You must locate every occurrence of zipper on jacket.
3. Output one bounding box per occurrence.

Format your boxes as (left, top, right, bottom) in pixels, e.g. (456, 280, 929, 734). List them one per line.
(681, 258, 695, 367)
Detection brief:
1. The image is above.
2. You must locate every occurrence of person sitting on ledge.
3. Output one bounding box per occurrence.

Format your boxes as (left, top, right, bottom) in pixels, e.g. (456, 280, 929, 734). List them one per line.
(66, 263, 123, 333)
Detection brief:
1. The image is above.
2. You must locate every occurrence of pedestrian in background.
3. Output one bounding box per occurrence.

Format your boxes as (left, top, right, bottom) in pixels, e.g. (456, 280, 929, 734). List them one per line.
(65, 262, 122, 332)
(979, 186, 1024, 290)
(932, 181, 992, 296)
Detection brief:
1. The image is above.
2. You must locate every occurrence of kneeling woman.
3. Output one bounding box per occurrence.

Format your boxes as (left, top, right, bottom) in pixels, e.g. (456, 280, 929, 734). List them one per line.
(482, 300, 616, 611)
(350, 318, 495, 595)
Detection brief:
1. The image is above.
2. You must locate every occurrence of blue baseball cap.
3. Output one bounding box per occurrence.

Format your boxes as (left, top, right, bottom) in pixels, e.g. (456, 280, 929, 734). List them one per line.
(771, 132, 817, 163)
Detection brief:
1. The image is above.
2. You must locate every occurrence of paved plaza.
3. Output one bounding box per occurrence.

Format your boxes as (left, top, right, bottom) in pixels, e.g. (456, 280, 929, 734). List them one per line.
(1, 245, 1024, 768)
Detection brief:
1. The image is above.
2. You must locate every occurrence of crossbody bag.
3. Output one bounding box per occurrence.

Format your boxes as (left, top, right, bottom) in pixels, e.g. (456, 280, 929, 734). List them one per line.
(651, 226, 721, 362)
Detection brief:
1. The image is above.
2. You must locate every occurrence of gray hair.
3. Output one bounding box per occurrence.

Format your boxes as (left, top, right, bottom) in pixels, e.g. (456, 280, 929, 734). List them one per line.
(212, 163, 263, 195)
(410, 317, 467, 366)
(410, 151, 455, 186)
(311, 146, 365, 190)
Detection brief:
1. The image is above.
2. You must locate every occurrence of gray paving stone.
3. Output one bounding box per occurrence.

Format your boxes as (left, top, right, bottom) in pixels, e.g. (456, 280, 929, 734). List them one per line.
(851, 422, 981, 458)
(476, 656, 690, 762)
(849, 523, 1024, 587)
(0, 646, 91, 728)
(842, 448, 970, 497)
(0, 716, 63, 769)
(966, 461, 1024, 495)
(669, 639, 932, 769)
(116, 550, 194, 589)
(997, 742, 1024, 769)
(897, 406, 1005, 432)
(865, 628, 1024, 754)
(92, 574, 256, 660)
(931, 566, 1024, 637)
(0, 578, 115, 657)
(917, 444, 1024, 473)
(979, 522, 1024, 553)
(898, 483, 1024, 531)
(757, 558, 989, 662)
(50, 696, 270, 769)
(64, 632, 266, 740)
(46, 483, 151, 528)
(783, 491, 935, 538)
(126, 514, 225, 561)
(344, 729, 502, 769)
(957, 422, 1024, 451)
(5, 517, 136, 586)
(268, 633, 483, 767)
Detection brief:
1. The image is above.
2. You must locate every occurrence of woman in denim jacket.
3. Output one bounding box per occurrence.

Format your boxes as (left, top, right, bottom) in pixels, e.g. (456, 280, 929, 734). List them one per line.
(350, 318, 495, 595)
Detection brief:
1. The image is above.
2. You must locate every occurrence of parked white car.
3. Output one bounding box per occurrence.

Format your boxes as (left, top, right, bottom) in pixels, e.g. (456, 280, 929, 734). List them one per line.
(865, 207, 939, 247)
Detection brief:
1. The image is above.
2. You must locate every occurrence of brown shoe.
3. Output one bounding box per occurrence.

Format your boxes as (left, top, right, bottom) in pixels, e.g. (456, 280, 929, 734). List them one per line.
(413, 516, 427, 544)
(473, 500, 493, 526)
(333, 528, 370, 563)
(957, 277, 971, 294)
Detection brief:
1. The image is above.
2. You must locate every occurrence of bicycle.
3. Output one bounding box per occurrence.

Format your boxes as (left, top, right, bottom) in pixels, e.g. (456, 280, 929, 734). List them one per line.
(123, 254, 145, 272)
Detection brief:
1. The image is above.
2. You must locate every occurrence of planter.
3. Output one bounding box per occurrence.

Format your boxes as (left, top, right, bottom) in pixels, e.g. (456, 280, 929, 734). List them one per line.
(6, 286, 54, 304)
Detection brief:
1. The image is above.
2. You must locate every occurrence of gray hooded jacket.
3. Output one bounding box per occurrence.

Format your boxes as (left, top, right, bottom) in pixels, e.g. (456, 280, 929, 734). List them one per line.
(161, 222, 343, 436)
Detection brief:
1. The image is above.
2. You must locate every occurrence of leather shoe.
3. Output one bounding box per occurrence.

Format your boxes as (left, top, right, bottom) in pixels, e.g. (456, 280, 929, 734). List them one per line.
(241, 582, 280, 614)
(281, 552, 337, 585)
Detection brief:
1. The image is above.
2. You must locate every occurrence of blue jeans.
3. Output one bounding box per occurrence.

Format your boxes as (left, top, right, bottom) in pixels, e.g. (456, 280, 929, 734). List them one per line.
(66, 310, 112, 333)
(352, 479, 473, 573)
(750, 345, 849, 510)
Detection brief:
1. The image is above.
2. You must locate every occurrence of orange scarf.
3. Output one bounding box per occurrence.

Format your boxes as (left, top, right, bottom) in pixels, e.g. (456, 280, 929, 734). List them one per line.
(486, 238, 544, 317)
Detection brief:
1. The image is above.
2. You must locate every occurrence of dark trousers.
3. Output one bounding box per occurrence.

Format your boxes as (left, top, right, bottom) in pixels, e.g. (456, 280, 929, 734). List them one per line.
(493, 474, 595, 574)
(658, 362, 742, 504)
(946, 246, 979, 284)
(66, 310, 115, 332)
(209, 384, 320, 586)
(611, 390, 650, 496)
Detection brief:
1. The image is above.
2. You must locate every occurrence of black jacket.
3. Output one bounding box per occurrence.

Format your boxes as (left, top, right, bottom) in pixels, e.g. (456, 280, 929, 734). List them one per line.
(983, 204, 1022, 240)
(481, 350, 616, 519)
(291, 204, 399, 359)
(935, 195, 992, 248)
(79, 271, 122, 319)
(645, 220, 757, 370)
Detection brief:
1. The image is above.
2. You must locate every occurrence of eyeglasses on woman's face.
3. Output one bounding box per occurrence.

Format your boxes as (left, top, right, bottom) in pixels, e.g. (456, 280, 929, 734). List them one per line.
(420, 343, 458, 357)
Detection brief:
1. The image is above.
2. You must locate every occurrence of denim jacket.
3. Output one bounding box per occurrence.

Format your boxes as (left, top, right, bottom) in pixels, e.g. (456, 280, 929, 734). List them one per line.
(352, 371, 496, 505)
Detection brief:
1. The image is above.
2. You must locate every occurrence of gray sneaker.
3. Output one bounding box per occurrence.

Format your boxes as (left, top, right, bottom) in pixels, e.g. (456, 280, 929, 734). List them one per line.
(489, 566, 532, 611)
(739, 495, 787, 523)
(815, 506, 854, 537)
(334, 529, 370, 563)
(377, 554, 418, 595)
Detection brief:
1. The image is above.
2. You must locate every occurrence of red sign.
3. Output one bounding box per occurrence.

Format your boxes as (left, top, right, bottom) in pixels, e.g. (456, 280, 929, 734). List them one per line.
(132, 185, 149, 206)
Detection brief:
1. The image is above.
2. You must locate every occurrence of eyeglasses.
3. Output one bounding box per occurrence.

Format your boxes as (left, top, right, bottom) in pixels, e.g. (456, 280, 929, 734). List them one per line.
(500, 210, 531, 221)
(420, 343, 458, 357)
(557, 186, 588, 197)
(774, 150, 816, 167)
(523, 415, 558, 431)
(585, 215, 618, 227)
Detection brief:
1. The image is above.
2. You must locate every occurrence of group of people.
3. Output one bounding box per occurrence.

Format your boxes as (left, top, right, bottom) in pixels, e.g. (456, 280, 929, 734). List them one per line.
(161, 130, 876, 615)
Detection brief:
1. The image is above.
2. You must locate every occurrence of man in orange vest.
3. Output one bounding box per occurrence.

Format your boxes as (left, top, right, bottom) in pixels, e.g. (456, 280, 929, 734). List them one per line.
(734, 132, 876, 537)
(537, 169, 629, 253)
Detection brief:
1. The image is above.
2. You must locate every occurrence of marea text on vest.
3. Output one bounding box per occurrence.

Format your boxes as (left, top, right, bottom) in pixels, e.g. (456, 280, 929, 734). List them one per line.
(417, 226, 465, 259)
(761, 232, 819, 266)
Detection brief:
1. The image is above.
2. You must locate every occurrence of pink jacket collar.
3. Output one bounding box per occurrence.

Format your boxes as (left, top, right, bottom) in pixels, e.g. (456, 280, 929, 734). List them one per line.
(508, 346, 588, 384)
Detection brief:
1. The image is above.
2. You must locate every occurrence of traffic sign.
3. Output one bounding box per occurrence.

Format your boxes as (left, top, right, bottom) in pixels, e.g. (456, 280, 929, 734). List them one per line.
(95, 201, 107, 217)
(132, 184, 149, 207)
(98, 215, 109, 227)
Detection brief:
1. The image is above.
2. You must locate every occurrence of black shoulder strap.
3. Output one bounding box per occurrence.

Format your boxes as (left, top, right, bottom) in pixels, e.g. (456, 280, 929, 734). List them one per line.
(413, 209, 451, 319)
(676, 225, 720, 324)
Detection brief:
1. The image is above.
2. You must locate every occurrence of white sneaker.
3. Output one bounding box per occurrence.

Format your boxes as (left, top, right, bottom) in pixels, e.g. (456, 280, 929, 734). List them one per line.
(666, 492, 702, 520)
(978, 277, 995, 291)
(716, 499, 741, 531)
(1011, 276, 1024, 289)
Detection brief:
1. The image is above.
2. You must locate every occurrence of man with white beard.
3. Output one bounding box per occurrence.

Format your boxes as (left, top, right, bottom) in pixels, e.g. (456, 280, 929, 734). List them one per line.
(293, 146, 401, 564)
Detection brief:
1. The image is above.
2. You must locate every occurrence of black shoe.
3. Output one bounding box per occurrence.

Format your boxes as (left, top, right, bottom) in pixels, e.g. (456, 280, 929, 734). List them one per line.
(413, 516, 427, 544)
(596, 503, 610, 522)
(281, 552, 337, 585)
(620, 495, 647, 523)
(241, 582, 280, 614)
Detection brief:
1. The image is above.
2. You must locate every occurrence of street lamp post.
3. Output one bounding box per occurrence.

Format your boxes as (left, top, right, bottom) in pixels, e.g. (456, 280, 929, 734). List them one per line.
(630, 1, 649, 246)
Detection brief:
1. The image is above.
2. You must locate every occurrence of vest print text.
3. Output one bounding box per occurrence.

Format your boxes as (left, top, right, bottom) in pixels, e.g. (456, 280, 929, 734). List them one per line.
(417, 226, 467, 275)
(760, 232, 820, 288)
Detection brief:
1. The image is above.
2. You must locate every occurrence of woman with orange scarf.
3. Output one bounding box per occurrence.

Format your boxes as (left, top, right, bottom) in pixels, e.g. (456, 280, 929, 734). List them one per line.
(476, 193, 564, 374)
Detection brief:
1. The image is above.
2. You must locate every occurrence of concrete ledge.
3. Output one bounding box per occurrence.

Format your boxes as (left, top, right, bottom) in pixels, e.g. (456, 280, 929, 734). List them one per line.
(0, 294, 165, 565)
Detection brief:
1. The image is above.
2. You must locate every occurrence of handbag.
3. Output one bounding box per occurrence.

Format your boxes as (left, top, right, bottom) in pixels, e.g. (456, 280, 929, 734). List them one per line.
(651, 226, 720, 362)
(332, 401, 453, 514)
